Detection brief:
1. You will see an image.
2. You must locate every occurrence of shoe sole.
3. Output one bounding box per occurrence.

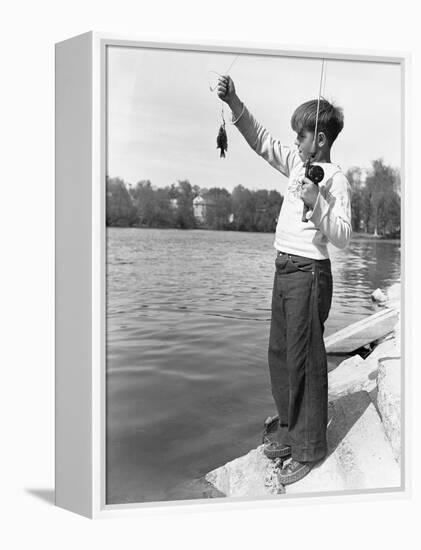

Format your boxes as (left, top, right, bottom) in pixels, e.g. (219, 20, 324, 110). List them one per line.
(263, 443, 292, 459)
(277, 463, 312, 485)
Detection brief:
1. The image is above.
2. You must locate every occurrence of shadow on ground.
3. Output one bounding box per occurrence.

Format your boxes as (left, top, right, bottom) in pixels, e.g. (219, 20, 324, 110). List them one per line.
(326, 390, 371, 460)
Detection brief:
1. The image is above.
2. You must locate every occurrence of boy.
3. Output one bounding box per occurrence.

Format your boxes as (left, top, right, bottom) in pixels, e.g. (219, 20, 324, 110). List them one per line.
(217, 75, 352, 485)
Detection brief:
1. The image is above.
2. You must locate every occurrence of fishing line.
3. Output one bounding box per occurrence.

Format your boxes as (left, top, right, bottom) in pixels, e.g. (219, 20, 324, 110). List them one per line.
(321, 58, 327, 99)
(209, 55, 240, 158)
(302, 58, 327, 222)
(313, 59, 326, 145)
(208, 55, 240, 92)
(208, 55, 240, 123)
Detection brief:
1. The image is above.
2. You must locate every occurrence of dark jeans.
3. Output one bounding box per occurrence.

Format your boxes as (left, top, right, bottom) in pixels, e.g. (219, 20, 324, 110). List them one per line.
(268, 251, 333, 462)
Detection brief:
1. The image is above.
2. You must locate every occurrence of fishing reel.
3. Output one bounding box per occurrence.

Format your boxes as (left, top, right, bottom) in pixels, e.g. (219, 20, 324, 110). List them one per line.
(302, 162, 324, 222)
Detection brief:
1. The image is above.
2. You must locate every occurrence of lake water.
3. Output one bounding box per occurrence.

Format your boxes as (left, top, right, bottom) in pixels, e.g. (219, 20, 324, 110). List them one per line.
(106, 228, 401, 504)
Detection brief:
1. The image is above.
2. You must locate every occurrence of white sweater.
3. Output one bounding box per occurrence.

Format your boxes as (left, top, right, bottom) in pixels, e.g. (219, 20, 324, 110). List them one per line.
(234, 104, 352, 260)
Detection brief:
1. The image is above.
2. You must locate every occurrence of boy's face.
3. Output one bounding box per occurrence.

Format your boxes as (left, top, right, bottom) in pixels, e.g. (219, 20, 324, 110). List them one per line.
(294, 129, 314, 162)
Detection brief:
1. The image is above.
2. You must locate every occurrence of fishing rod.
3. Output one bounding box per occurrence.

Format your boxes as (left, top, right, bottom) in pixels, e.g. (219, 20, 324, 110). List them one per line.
(302, 59, 326, 222)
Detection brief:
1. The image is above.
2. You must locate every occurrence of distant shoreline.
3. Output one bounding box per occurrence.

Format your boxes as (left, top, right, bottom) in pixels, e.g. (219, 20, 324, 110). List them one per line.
(349, 232, 401, 242)
(106, 225, 400, 242)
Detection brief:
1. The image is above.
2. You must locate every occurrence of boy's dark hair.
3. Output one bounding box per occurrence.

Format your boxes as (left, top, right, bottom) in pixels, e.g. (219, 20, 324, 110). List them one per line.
(291, 99, 344, 145)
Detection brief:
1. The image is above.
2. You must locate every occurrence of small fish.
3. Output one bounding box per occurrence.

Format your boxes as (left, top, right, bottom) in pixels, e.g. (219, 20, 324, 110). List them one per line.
(216, 123, 228, 158)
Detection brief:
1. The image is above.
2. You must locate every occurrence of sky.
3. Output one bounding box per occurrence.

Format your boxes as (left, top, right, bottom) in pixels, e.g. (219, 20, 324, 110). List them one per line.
(107, 46, 401, 195)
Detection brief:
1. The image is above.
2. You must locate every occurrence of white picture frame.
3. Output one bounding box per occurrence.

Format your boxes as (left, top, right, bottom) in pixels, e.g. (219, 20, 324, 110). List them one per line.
(55, 31, 410, 519)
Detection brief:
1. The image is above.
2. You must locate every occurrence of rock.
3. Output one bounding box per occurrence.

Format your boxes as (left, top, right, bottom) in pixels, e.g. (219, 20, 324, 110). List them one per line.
(166, 477, 226, 500)
(376, 357, 401, 463)
(328, 354, 374, 401)
(385, 282, 401, 349)
(386, 282, 401, 312)
(286, 391, 401, 494)
(328, 337, 396, 402)
(205, 446, 284, 497)
(371, 288, 388, 304)
(205, 391, 400, 498)
(393, 319, 401, 352)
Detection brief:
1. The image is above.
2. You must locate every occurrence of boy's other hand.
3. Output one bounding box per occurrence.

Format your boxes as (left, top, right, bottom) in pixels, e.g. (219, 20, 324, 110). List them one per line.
(300, 177, 320, 208)
(217, 75, 236, 104)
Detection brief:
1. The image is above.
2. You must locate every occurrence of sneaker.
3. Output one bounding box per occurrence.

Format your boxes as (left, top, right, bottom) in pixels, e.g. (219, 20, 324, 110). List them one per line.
(262, 415, 280, 444)
(262, 415, 291, 459)
(263, 440, 292, 459)
(277, 458, 314, 485)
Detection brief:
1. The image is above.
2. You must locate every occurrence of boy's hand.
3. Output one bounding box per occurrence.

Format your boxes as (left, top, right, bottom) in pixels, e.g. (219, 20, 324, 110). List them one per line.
(300, 177, 320, 208)
(217, 75, 236, 104)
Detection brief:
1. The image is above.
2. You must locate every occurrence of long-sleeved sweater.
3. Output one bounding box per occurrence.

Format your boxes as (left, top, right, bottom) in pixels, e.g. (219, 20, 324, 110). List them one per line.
(233, 104, 352, 259)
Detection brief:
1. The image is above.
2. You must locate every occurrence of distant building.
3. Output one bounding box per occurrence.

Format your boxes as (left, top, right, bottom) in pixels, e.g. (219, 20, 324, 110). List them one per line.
(349, 168, 368, 189)
(193, 196, 206, 222)
(360, 168, 368, 188)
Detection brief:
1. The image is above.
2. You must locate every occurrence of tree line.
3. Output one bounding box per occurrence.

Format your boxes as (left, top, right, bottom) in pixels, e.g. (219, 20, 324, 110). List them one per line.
(106, 178, 284, 232)
(106, 158, 400, 237)
(346, 159, 400, 238)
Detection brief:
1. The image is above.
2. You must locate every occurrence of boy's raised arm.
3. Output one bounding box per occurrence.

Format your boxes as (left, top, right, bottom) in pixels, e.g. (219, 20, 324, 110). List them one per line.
(225, 91, 244, 122)
(217, 76, 299, 178)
